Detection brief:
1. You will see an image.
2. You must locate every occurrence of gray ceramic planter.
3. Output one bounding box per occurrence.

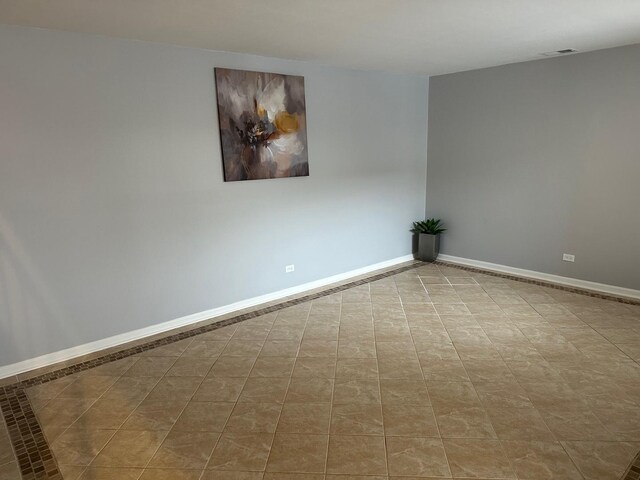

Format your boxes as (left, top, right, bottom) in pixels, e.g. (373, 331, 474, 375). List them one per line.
(417, 233, 440, 262)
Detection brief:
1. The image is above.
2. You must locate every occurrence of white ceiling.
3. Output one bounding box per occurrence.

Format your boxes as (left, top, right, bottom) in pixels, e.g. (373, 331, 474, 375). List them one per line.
(2, 0, 640, 76)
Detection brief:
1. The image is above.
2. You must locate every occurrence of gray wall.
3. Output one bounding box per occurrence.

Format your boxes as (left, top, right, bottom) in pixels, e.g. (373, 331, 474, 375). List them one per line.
(427, 44, 640, 290)
(0, 26, 428, 366)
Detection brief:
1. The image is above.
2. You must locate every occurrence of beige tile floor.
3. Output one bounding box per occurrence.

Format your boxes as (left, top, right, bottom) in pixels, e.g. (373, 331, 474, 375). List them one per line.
(10, 263, 640, 479)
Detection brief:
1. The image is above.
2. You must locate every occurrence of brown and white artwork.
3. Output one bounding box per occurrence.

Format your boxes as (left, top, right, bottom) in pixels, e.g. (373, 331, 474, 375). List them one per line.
(214, 68, 309, 181)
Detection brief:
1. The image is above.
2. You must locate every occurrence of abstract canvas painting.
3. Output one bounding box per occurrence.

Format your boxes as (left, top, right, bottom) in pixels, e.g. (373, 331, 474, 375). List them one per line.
(214, 68, 309, 181)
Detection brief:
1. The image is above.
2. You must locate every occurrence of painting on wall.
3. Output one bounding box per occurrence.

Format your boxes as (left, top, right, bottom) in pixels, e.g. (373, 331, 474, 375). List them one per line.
(214, 68, 309, 182)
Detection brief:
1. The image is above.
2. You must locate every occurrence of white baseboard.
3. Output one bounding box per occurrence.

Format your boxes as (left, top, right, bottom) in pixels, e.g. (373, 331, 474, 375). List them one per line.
(0, 255, 415, 379)
(438, 254, 640, 301)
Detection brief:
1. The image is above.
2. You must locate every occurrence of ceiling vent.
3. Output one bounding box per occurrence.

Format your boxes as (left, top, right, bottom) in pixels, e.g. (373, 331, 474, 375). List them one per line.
(540, 48, 578, 57)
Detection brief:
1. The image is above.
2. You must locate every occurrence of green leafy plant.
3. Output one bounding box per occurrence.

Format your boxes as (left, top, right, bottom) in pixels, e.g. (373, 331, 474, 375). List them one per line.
(411, 218, 447, 235)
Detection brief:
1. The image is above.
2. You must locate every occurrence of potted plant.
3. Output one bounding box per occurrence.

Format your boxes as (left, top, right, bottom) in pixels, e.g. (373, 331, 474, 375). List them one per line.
(411, 218, 446, 262)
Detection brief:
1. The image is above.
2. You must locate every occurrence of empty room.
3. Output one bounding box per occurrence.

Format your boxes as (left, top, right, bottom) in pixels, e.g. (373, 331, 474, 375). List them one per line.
(1, 1, 640, 479)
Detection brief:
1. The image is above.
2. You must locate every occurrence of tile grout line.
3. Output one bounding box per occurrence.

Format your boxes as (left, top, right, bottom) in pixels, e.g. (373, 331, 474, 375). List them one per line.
(204, 325, 264, 473)
(260, 302, 310, 476)
(178, 332, 236, 479)
(323, 288, 341, 477)
(369, 280, 389, 477)
(197, 338, 247, 477)
(405, 269, 453, 477)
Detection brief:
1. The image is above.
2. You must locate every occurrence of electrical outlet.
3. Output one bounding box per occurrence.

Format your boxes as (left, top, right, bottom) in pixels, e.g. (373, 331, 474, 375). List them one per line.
(562, 253, 575, 263)
(285, 264, 295, 273)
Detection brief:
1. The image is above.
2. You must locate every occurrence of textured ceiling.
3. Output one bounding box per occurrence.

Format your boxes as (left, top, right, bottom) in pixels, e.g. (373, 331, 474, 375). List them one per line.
(1, 0, 640, 75)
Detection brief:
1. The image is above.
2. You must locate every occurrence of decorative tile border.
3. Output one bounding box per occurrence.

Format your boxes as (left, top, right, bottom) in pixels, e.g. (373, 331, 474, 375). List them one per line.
(1, 259, 638, 479)
(435, 260, 640, 306)
(0, 388, 60, 480)
(624, 451, 640, 480)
